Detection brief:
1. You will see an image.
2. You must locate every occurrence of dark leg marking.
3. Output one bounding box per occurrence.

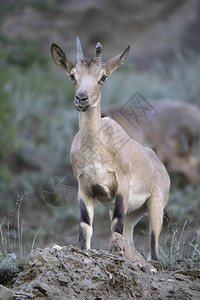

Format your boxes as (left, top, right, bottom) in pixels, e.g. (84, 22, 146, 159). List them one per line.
(79, 198, 90, 225)
(151, 231, 159, 261)
(92, 184, 108, 198)
(79, 225, 86, 250)
(112, 193, 124, 234)
(79, 198, 90, 250)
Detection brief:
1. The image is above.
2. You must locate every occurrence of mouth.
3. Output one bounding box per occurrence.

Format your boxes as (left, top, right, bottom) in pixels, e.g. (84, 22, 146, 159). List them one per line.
(74, 98, 90, 112)
(75, 105, 90, 112)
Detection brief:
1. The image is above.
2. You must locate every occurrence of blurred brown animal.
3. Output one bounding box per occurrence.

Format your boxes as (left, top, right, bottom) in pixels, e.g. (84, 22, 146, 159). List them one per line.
(102, 99, 200, 184)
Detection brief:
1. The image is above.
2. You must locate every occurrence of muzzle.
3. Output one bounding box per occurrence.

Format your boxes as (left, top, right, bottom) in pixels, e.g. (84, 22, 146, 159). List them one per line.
(74, 92, 90, 112)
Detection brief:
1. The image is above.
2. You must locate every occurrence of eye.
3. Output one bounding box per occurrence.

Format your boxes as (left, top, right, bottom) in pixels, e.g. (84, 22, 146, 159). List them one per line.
(99, 75, 107, 83)
(69, 73, 76, 82)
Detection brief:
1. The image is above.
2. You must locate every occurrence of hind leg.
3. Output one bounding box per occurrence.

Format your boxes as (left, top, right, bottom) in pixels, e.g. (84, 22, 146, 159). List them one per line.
(123, 205, 147, 247)
(146, 195, 165, 261)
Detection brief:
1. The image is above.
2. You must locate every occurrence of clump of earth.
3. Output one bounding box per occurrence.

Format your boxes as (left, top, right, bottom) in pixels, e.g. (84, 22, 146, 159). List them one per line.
(2, 233, 199, 300)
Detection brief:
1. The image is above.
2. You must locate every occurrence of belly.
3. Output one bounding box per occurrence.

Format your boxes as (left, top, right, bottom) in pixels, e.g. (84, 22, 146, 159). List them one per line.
(127, 191, 150, 213)
(97, 198, 116, 210)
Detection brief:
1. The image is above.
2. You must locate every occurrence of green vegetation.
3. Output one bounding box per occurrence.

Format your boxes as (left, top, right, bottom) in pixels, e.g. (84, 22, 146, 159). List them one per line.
(0, 70, 18, 196)
(0, 192, 39, 285)
(102, 51, 200, 108)
(0, 39, 48, 70)
(168, 185, 200, 222)
(29, 0, 61, 13)
(0, 192, 27, 261)
(0, 0, 61, 27)
(159, 222, 200, 270)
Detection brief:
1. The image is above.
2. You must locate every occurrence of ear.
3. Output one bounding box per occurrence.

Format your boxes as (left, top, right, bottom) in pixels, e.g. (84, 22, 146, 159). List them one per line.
(51, 43, 74, 74)
(103, 45, 130, 76)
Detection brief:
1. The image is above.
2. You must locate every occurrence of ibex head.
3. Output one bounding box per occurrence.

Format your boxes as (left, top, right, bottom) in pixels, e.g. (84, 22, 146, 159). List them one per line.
(51, 37, 130, 112)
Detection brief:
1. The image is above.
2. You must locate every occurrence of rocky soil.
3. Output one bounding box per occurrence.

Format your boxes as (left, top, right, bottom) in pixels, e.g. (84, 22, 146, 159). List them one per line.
(1, 233, 200, 300)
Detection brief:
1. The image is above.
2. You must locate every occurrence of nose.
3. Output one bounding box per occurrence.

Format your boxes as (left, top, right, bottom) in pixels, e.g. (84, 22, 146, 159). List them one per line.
(75, 92, 89, 105)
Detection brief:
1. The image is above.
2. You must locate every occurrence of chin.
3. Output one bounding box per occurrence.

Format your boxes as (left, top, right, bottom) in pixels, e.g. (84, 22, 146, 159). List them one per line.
(76, 105, 90, 112)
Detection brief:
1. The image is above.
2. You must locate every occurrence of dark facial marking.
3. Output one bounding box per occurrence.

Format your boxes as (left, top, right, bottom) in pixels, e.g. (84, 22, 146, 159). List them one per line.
(92, 184, 108, 198)
(112, 193, 124, 234)
(79, 198, 90, 225)
(151, 231, 159, 261)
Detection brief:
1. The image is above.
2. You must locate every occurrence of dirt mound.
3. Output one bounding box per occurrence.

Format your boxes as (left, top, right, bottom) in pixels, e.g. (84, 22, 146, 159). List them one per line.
(9, 244, 200, 300)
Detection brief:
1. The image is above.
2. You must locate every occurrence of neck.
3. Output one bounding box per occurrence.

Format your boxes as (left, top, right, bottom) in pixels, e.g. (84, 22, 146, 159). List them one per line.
(79, 95, 102, 144)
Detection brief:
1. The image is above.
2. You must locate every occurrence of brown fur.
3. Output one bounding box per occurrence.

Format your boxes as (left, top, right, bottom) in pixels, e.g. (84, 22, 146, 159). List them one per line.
(103, 100, 200, 184)
(51, 38, 170, 260)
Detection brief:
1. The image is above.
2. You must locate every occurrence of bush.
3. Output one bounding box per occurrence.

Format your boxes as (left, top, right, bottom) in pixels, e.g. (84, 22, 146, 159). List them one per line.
(168, 185, 200, 222)
(0, 39, 48, 70)
(102, 51, 200, 109)
(0, 70, 18, 193)
(159, 221, 200, 270)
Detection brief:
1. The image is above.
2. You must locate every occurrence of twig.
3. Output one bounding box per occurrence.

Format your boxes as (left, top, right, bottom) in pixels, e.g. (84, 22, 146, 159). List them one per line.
(71, 247, 91, 258)
(102, 260, 112, 280)
(56, 250, 68, 271)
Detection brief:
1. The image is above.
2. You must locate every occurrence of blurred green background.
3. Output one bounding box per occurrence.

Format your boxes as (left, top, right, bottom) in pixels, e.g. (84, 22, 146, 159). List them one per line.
(0, 0, 199, 256)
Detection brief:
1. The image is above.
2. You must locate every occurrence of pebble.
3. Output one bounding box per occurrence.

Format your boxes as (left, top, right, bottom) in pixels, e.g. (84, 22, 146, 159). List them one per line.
(0, 285, 13, 300)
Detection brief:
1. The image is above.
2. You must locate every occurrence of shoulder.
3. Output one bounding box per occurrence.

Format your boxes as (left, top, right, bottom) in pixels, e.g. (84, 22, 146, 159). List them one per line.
(101, 116, 128, 135)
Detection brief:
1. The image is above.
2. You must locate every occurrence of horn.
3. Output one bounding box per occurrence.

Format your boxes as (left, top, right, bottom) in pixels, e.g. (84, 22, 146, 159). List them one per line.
(94, 42, 103, 60)
(76, 36, 84, 61)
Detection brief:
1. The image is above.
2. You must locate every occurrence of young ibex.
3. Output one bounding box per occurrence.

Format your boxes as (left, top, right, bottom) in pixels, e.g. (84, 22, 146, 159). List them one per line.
(51, 37, 170, 261)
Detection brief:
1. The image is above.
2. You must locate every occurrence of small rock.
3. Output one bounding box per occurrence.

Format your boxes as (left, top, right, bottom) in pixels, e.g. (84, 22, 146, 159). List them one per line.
(174, 273, 190, 281)
(31, 281, 52, 296)
(0, 284, 13, 300)
(109, 232, 146, 266)
(12, 291, 35, 299)
(167, 279, 174, 283)
(49, 296, 75, 300)
(52, 245, 63, 251)
(148, 260, 163, 271)
(57, 276, 69, 285)
(173, 269, 200, 278)
(142, 264, 157, 274)
(80, 279, 95, 289)
(151, 282, 158, 290)
(83, 258, 93, 264)
(129, 262, 143, 271)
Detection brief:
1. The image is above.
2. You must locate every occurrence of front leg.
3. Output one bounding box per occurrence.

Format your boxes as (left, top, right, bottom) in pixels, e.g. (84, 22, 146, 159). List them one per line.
(111, 193, 125, 234)
(79, 195, 94, 250)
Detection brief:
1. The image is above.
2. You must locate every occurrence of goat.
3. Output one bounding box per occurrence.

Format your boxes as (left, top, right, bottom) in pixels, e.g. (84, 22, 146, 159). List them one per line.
(103, 100, 200, 185)
(51, 37, 170, 261)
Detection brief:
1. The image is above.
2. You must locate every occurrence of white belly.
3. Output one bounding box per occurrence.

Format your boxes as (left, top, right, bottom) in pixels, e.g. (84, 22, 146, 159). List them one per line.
(127, 192, 150, 213)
